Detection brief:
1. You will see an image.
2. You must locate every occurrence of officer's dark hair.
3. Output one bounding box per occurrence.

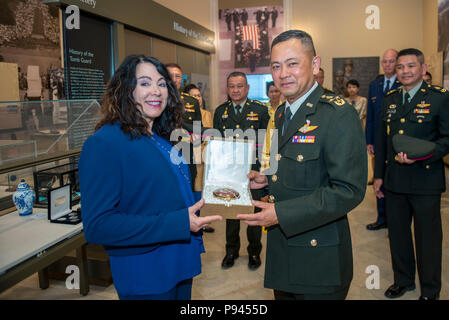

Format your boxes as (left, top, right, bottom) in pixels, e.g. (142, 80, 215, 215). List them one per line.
(164, 63, 182, 72)
(97, 55, 183, 141)
(346, 79, 360, 88)
(183, 83, 198, 94)
(397, 48, 425, 65)
(270, 29, 316, 57)
(425, 71, 432, 79)
(266, 81, 276, 95)
(227, 71, 248, 85)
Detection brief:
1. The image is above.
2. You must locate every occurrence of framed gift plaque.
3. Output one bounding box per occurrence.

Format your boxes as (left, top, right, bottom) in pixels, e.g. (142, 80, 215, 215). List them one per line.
(203, 138, 254, 207)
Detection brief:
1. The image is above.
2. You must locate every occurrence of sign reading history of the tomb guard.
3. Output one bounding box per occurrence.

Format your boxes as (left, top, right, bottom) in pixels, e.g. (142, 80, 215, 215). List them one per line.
(63, 11, 110, 149)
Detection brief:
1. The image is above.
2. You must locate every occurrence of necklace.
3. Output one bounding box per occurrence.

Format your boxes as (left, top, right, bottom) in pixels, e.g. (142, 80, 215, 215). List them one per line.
(149, 135, 191, 183)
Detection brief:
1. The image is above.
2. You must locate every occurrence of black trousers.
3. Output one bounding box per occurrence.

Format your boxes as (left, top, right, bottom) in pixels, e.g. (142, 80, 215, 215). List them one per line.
(385, 190, 442, 297)
(225, 188, 262, 256)
(274, 286, 349, 300)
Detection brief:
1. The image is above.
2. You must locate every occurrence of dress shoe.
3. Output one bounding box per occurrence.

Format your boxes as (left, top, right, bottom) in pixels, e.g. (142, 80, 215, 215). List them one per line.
(366, 222, 387, 231)
(419, 295, 439, 300)
(384, 283, 415, 299)
(221, 253, 238, 269)
(248, 255, 261, 270)
(203, 226, 215, 233)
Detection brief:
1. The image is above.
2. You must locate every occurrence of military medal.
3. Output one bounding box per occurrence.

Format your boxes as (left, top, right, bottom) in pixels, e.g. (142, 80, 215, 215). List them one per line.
(222, 108, 228, 119)
(213, 188, 240, 202)
(298, 120, 318, 134)
(418, 101, 430, 108)
(292, 135, 315, 144)
(414, 109, 430, 114)
(185, 103, 195, 112)
(246, 111, 259, 121)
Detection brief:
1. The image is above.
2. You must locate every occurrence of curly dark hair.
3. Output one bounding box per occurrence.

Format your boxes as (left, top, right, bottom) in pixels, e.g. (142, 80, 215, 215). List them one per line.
(96, 55, 184, 142)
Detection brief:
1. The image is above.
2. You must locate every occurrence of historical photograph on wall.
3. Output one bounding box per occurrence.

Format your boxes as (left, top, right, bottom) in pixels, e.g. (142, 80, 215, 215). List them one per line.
(0, 0, 64, 102)
(218, 5, 283, 102)
(0, 0, 72, 161)
(332, 57, 379, 98)
(439, 0, 449, 89)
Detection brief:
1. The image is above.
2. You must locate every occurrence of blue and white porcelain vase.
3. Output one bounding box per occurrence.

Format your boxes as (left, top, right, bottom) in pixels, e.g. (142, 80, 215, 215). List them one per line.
(12, 180, 35, 216)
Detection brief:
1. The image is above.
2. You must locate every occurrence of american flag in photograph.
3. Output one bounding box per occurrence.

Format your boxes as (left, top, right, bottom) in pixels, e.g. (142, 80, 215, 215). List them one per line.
(241, 24, 260, 49)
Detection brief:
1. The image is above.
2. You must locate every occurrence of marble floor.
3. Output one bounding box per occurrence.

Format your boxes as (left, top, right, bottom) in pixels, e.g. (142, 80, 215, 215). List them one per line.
(1, 186, 448, 300)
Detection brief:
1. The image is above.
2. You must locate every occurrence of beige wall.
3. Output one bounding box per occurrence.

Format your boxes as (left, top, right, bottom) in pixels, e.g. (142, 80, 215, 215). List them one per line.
(218, 0, 283, 9)
(153, 0, 212, 29)
(153, 0, 441, 104)
(422, 0, 442, 85)
(291, 0, 423, 90)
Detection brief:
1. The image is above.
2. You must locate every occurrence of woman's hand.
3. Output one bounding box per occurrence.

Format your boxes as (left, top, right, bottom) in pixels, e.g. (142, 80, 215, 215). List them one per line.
(188, 198, 222, 232)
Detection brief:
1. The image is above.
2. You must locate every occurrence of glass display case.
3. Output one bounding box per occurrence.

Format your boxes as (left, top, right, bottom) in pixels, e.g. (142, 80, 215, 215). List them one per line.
(0, 99, 100, 211)
(33, 162, 80, 208)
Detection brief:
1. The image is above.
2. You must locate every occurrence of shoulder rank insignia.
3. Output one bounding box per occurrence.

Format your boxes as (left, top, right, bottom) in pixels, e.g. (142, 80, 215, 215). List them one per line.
(387, 89, 398, 95)
(322, 94, 345, 106)
(430, 85, 448, 93)
(331, 96, 346, 106)
(251, 100, 265, 106)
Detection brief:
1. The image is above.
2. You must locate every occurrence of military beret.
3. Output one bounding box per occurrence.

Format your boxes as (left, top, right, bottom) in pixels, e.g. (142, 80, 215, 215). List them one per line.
(392, 134, 435, 160)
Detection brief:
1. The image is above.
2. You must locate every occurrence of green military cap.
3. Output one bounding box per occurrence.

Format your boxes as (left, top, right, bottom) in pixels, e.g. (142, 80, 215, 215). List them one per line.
(392, 134, 435, 160)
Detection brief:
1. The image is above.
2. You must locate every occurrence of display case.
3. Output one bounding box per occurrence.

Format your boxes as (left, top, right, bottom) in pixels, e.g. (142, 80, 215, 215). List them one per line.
(0, 140, 37, 166)
(33, 162, 80, 208)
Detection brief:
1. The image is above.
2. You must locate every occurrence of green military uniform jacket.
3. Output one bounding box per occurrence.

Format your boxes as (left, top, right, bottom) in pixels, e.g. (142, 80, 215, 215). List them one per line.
(265, 86, 367, 294)
(213, 99, 270, 170)
(180, 92, 204, 133)
(374, 81, 449, 195)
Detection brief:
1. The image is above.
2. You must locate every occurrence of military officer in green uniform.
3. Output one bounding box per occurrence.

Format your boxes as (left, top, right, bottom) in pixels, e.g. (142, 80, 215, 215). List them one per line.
(237, 30, 367, 300)
(374, 48, 449, 300)
(213, 71, 270, 270)
(165, 63, 205, 188)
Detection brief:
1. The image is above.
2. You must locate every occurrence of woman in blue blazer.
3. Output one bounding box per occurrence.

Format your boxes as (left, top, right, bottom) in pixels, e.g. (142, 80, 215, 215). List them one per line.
(79, 55, 222, 300)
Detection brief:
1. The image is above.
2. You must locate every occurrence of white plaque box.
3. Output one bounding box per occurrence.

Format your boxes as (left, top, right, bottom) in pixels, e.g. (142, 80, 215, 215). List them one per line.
(203, 138, 255, 209)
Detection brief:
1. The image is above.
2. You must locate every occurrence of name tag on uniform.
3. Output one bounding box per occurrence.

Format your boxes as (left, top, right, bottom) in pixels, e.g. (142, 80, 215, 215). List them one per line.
(292, 135, 315, 144)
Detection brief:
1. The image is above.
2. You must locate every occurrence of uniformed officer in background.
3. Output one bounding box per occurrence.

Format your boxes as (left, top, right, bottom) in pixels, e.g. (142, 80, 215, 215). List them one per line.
(365, 49, 401, 231)
(374, 48, 449, 300)
(165, 63, 205, 190)
(237, 30, 367, 300)
(213, 71, 270, 270)
(314, 68, 334, 94)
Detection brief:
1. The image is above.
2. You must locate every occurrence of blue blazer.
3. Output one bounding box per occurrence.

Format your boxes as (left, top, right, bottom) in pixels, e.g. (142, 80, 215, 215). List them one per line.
(365, 76, 401, 148)
(79, 123, 203, 295)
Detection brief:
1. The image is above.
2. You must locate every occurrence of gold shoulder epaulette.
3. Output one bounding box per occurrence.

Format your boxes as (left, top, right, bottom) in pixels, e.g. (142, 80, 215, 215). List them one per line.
(387, 88, 398, 95)
(250, 99, 265, 106)
(429, 85, 448, 93)
(320, 94, 346, 107)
